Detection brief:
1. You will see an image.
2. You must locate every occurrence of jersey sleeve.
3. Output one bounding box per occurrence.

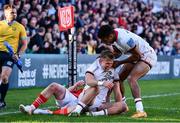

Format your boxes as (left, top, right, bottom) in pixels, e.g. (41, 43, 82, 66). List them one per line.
(86, 60, 98, 75)
(20, 25, 27, 41)
(121, 37, 136, 53)
(118, 29, 136, 53)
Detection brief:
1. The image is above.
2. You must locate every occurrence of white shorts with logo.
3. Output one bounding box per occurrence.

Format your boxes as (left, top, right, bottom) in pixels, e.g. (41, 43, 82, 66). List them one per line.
(141, 48, 157, 68)
(55, 89, 78, 108)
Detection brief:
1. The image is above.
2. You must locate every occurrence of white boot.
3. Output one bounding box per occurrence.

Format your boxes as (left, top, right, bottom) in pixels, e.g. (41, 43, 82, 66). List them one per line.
(19, 104, 34, 115)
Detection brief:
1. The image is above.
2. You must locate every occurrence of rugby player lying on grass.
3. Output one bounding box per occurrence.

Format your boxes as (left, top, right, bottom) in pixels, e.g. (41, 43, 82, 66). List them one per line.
(19, 80, 85, 115)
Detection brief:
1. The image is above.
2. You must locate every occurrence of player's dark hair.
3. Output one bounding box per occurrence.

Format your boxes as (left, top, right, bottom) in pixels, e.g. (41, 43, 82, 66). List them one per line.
(100, 50, 114, 60)
(98, 25, 114, 39)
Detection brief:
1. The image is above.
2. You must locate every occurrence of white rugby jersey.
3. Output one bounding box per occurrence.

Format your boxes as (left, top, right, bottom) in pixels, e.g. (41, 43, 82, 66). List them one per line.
(113, 28, 154, 55)
(84, 58, 119, 102)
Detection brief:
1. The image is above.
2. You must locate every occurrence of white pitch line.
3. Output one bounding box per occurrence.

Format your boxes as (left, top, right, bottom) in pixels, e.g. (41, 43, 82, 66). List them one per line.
(126, 92, 180, 100)
(0, 92, 180, 116)
(128, 106, 180, 111)
(0, 106, 54, 116)
(145, 106, 180, 111)
(0, 111, 20, 116)
(125, 117, 180, 122)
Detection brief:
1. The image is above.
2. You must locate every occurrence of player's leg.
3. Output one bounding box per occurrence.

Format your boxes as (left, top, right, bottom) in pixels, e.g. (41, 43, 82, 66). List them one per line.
(127, 61, 150, 118)
(118, 63, 135, 103)
(52, 105, 76, 115)
(32, 86, 79, 115)
(0, 52, 15, 110)
(87, 101, 127, 116)
(41, 82, 66, 99)
(0, 66, 13, 109)
(69, 86, 99, 116)
(53, 86, 80, 115)
(19, 82, 66, 115)
(129, 50, 157, 118)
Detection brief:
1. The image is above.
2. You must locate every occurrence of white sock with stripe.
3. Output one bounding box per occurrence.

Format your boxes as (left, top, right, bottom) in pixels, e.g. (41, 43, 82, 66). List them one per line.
(73, 101, 86, 113)
(91, 109, 108, 116)
(122, 96, 126, 103)
(134, 98, 144, 112)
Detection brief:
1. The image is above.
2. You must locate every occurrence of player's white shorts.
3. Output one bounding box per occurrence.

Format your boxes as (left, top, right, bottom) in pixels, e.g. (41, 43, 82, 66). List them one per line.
(141, 47, 157, 68)
(78, 90, 105, 111)
(89, 95, 105, 111)
(55, 89, 78, 108)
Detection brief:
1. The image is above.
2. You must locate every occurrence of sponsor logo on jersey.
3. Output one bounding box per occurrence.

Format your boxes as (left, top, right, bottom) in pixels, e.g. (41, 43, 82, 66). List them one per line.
(12, 27, 16, 31)
(127, 38, 135, 47)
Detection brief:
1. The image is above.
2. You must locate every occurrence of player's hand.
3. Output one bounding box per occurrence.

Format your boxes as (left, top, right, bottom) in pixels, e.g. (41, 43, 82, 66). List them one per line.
(12, 53, 19, 62)
(103, 81, 114, 89)
(75, 80, 85, 87)
(98, 103, 107, 110)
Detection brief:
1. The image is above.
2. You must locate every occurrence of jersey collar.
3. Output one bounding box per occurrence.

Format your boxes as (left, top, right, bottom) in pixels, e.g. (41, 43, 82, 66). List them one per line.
(3, 20, 16, 26)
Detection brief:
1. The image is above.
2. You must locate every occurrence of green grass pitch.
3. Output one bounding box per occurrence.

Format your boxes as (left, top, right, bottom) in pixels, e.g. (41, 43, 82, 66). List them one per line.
(0, 79, 180, 122)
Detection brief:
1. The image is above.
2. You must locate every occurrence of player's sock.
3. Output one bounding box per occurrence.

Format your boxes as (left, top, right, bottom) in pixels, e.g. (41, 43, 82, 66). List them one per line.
(122, 96, 126, 103)
(91, 109, 108, 116)
(73, 101, 86, 113)
(134, 98, 144, 112)
(33, 108, 53, 115)
(53, 107, 68, 115)
(0, 83, 9, 102)
(32, 94, 48, 109)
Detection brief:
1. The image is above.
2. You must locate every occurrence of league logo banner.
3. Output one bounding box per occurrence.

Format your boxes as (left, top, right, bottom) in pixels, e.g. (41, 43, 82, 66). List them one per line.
(58, 6, 74, 31)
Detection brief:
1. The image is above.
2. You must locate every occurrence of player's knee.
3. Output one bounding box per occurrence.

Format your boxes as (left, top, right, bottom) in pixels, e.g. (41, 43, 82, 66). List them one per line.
(48, 82, 60, 92)
(115, 102, 127, 114)
(127, 75, 136, 84)
(1, 74, 9, 84)
(90, 86, 99, 95)
(114, 102, 123, 113)
(94, 86, 100, 95)
(121, 102, 128, 112)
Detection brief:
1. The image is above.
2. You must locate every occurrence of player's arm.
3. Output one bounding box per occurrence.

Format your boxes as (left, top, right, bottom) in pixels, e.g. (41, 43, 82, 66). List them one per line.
(13, 39, 27, 62)
(85, 61, 101, 86)
(18, 39, 27, 56)
(68, 83, 78, 91)
(113, 46, 141, 68)
(106, 89, 113, 102)
(85, 72, 114, 89)
(85, 72, 99, 86)
(111, 45, 122, 58)
(18, 26, 28, 56)
(85, 73, 115, 90)
(68, 80, 85, 91)
(112, 81, 122, 102)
